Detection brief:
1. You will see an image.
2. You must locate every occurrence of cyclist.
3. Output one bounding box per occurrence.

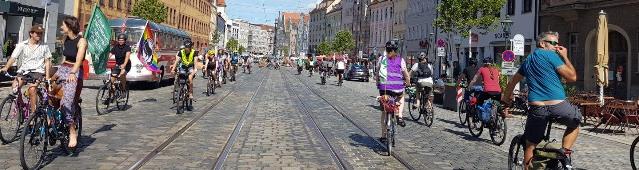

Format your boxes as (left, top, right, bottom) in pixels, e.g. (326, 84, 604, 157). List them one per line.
(409, 52, 433, 110)
(296, 56, 305, 74)
(108, 34, 131, 95)
(375, 40, 410, 142)
(0, 24, 52, 116)
(467, 57, 502, 111)
(170, 40, 200, 105)
(501, 31, 581, 170)
(335, 54, 347, 84)
(230, 53, 239, 77)
(242, 55, 249, 73)
(54, 17, 87, 150)
(203, 50, 218, 84)
(222, 51, 230, 83)
(306, 54, 314, 77)
(325, 56, 334, 77)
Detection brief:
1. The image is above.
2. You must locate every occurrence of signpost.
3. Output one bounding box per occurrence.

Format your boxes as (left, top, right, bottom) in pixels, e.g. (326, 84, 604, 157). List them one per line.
(502, 50, 515, 62)
(501, 50, 517, 75)
(513, 34, 525, 56)
(437, 39, 446, 57)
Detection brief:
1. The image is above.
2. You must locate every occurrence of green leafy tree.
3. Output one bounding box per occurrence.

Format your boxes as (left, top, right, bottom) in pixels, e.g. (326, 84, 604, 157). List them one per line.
(317, 41, 332, 55)
(434, 0, 506, 37)
(281, 47, 289, 57)
(131, 0, 168, 23)
(238, 45, 246, 54)
(226, 38, 239, 52)
(332, 31, 355, 53)
(210, 32, 221, 47)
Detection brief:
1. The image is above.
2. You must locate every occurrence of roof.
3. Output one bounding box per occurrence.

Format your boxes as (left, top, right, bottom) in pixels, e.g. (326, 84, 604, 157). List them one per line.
(257, 24, 274, 31)
(216, 0, 226, 7)
(110, 17, 189, 38)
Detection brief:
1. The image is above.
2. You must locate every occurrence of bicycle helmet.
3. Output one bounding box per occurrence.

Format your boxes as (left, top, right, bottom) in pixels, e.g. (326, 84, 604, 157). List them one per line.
(117, 34, 127, 40)
(385, 40, 399, 52)
(418, 52, 426, 61)
(207, 49, 216, 55)
(183, 40, 193, 48)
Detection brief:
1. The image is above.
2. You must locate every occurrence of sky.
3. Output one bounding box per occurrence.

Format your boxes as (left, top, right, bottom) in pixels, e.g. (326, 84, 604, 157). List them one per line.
(226, 0, 321, 25)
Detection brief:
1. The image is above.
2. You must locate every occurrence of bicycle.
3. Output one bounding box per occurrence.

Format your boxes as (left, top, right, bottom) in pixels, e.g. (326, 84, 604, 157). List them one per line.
(20, 78, 83, 169)
(95, 66, 129, 115)
(467, 89, 507, 146)
(205, 68, 217, 96)
(0, 71, 39, 144)
(319, 66, 327, 85)
(508, 117, 573, 170)
(631, 136, 639, 170)
(229, 65, 237, 82)
(407, 85, 434, 127)
(457, 80, 469, 125)
(378, 94, 401, 156)
(174, 68, 193, 114)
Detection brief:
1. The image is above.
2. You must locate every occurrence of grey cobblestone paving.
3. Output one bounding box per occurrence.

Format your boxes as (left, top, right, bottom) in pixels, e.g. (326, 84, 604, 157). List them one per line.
(283, 71, 409, 169)
(222, 70, 336, 169)
(0, 70, 252, 169)
(141, 70, 267, 169)
(291, 68, 632, 170)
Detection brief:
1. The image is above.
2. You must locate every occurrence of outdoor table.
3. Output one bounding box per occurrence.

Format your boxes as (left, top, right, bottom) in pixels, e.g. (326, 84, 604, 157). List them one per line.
(594, 100, 639, 134)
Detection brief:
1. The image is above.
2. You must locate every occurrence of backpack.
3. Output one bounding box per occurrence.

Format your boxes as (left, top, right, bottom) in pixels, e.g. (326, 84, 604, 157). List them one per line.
(415, 63, 432, 78)
(231, 55, 239, 64)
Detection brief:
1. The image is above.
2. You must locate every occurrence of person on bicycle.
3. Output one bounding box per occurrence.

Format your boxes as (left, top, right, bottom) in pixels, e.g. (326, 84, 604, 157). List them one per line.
(296, 56, 305, 74)
(0, 24, 52, 116)
(306, 54, 314, 77)
(468, 57, 502, 111)
(170, 40, 200, 102)
(108, 34, 131, 94)
(501, 31, 581, 169)
(375, 40, 410, 142)
(203, 50, 218, 83)
(336, 54, 347, 84)
(230, 53, 239, 76)
(222, 51, 230, 83)
(409, 52, 433, 110)
(54, 17, 87, 150)
(242, 55, 249, 73)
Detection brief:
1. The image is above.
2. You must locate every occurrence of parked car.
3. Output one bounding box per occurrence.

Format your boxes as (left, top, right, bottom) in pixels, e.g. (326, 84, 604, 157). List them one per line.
(345, 64, 369, 82)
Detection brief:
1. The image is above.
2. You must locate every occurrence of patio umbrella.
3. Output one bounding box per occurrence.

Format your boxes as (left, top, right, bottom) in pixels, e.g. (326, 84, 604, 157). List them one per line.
(595, 10, 609, 106)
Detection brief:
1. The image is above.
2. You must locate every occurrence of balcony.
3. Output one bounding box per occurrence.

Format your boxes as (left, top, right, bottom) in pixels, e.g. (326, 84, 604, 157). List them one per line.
(541, 0, 617, 10)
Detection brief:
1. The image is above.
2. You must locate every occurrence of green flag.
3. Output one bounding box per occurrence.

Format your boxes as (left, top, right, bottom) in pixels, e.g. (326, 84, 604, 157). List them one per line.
(84, 5, 112, 74)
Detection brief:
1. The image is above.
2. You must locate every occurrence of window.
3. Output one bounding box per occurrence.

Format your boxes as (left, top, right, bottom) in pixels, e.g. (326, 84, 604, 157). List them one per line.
(109, 0, 114, 8)
(523, 0, 532, 13)
(507, 0, 515, 15)
(99, 0, 104, 6)
(568, 33, 579, 68)
(117, 0, 122, 9)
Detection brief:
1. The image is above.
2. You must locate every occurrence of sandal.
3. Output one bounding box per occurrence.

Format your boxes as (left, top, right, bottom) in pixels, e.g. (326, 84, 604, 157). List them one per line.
(397, 118, 406, 127)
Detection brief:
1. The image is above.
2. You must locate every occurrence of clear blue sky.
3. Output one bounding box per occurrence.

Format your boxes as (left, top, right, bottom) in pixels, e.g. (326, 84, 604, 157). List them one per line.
(226, 0, 319, 25)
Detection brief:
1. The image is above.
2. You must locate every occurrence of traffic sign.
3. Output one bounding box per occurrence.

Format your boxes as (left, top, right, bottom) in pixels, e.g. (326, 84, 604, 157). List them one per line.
(502, 61, 514, 68)
(437, 47, 445, 57)
(437, 39, 446, 47)
(501, 67, 518, 75)
(502, 50, 515, 62)
(513, 34, 525, 56)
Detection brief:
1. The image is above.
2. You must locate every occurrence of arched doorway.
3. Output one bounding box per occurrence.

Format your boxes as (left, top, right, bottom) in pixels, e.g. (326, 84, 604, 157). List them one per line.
(584, 25, 632, 100)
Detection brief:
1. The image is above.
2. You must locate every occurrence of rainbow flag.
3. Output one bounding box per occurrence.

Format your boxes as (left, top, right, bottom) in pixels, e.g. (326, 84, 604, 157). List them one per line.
(136, 21, 160, 72)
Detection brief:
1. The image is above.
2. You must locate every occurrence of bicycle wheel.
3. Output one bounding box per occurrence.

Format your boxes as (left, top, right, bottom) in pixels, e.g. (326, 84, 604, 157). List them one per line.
(490, 106, 507, 146)
(172, 79, 179, 103)
(116, 85, 129, 111)
(408, 94, 421, 121)
(508, 134, 525, 170)
(95, 84, 110, 115)
(458, 100, 468, 125)
(19, 112, 47, 170)
(206, 78, 212, 96)
(632, 136, 639, 170)
(423, 101, 434, 127)
(386, 114, 393, 156)
(467, 111, 484, 137)
(176, 85, 185, 114)
(0, 96, 20, 144)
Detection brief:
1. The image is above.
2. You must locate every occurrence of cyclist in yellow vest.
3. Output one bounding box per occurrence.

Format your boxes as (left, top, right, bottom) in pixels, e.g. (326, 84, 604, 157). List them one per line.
(170, 40, 201, 100)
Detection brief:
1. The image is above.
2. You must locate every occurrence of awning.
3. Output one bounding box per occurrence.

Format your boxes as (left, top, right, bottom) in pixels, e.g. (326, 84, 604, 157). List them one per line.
(0, 1, 45, 17)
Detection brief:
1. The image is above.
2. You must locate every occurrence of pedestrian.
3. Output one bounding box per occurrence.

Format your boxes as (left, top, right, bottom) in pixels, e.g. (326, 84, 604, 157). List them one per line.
(453, 61, 461, 81)
(462, 59, 479, 82)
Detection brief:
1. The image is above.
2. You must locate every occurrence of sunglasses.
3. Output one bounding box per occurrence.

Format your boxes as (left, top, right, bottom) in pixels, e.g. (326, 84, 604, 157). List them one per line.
(544, 40, 559, 46)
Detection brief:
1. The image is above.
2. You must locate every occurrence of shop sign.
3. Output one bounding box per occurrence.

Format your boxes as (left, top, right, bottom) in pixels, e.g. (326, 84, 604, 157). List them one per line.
(0, 1, 45, 17)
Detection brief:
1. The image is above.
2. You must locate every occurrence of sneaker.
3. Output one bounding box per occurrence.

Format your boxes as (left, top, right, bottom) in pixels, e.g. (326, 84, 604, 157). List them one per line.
(379, 137, 387, 143)
(397, 118, 406, 127)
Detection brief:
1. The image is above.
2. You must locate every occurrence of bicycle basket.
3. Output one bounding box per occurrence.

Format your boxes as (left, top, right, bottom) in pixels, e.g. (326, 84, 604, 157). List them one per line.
(379, 95, 399, 113)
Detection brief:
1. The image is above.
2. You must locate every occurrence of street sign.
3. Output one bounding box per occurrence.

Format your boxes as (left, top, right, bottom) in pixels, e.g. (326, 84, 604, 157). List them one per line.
(513, 34, 525, 56)
(437, 47, 445, 57)
(502, 61, 514, 68)
(437, 39, 446, 47)
(502, 50, 515, 62)
(501, 67, 518, 75)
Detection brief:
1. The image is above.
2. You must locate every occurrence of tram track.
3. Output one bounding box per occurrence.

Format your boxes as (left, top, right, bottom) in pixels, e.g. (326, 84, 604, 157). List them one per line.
(284, 69, 416, 170)
(128, 70, 267, 170)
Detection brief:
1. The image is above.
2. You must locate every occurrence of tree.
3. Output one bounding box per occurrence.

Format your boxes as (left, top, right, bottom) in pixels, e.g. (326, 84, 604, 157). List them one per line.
(226, 38, 239, 52)
(281, 47, 289, 57)
(210, 31, 221, 47)
(332, 31, 355, 53)
(238, 45, 246, 54)
(317, 41, 332, 55)
(434, 0, 506, 37)
(131, 0, 168, 23)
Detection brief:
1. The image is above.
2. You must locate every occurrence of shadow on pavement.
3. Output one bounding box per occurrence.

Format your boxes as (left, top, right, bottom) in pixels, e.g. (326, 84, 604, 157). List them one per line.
(41, 132, 98, 167)
(442, 128, 489, 143)
(348, 133, 385, 155)
(366, 104, 382, 111)
(437, 118, 467, 128)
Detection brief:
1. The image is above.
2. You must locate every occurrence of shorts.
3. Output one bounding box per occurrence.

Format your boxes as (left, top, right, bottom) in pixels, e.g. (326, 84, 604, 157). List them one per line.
(379, 90, 403, 98)
(477, 91, 501, 105)
(336, 69, 344, 74)
(19, 72, 44, 83)
(524, 100, 582, 144)
(417, 86, 433, 97)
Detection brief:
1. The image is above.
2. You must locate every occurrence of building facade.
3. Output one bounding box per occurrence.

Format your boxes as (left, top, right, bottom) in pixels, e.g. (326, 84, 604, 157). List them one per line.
(540, 0, 639, 99)
(275, 12, 307, 57)
(368, 0, 393, 55)
(325, 0, 342, 42)
(232, 19, 250, 49)
(296, 14, 310, 56)
(406, 0, 437, 58)
(309, 0, 333, 54)
(392, 0, 407, 56)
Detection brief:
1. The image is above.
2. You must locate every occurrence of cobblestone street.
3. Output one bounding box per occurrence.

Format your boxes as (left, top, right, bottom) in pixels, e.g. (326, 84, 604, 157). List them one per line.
(0, 67, 634, 169)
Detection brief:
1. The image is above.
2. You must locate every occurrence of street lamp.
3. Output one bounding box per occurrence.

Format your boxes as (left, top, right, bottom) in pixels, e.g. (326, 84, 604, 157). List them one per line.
(500, 15, 514, 62)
